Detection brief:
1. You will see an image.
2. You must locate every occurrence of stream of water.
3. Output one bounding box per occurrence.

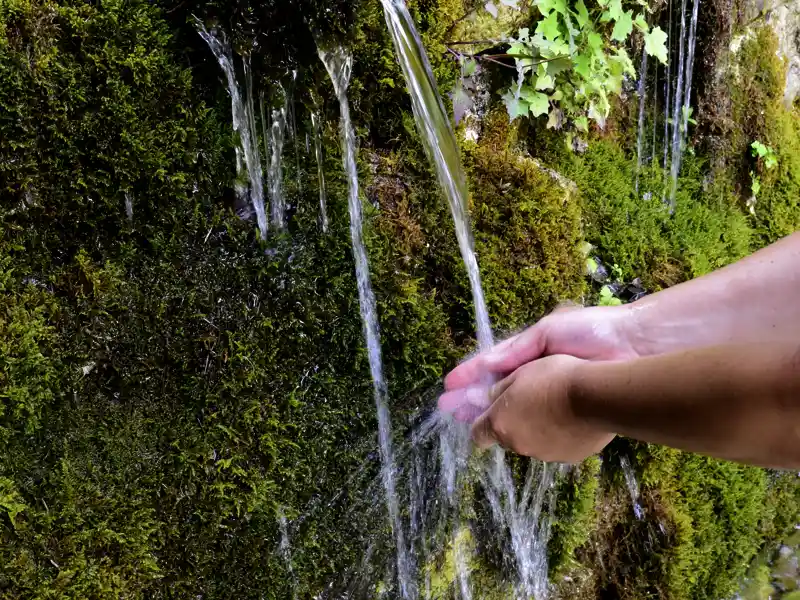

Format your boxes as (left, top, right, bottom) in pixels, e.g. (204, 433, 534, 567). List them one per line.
(195, 20, 268, 237)
(311, 110, 330, 233)
(319, 45, 414, 599)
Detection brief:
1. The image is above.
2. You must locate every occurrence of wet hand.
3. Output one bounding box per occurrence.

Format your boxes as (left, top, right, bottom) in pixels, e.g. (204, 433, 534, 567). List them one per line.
(468, 356, 615, 463)
(443, 304, 638, 393)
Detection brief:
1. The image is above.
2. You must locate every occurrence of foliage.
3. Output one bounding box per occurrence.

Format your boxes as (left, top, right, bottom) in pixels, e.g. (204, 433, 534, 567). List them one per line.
(749, 140, 779, 211)
(598, 285, 622, 306)
(500, 0, 667, 135)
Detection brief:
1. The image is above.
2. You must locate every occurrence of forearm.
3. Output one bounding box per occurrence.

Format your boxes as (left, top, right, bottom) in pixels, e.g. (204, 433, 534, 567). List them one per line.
(570, 342, 800, 468)
(623, 232, 800, 356)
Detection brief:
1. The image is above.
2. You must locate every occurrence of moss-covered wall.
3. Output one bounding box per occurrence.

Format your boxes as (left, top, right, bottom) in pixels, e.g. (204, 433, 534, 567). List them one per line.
(0, 0, 798, 598)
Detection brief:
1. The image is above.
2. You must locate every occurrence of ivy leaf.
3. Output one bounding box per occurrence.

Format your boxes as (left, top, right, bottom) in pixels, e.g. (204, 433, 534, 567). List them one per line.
(588, 101, 606, 128)
(643, 26, 669, 64)
(508, 42, 529, 56)
(452, 85, 473, 125)
(574, 115, 589, 132)
(521, 86, 550, 117)
(574, 0, 590, 27)
(536, 11, 562, 42)
(536, 73, 555, 90)
(485, 1, 499, 18)
(547, 108, 563, 129)
(518, 27, 530, 41)
(634, 14, 649, 32)
(574, 53, 591, 78)
(502, 89, 530, 120)
(611, 9, 634, 42)
(535, 0, 560, 13)
(546, 55, 573, 76)
(601, 0, 623, 22)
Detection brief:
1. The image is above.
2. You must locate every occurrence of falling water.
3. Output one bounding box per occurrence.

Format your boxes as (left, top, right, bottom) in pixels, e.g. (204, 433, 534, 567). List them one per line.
(635, 48, 649, 195)
(620, 456, 645, 520)
(269, 102, 288, 230)
(380, 2, 558, 597)
(278, 508, 298, 598)
(319, 45, 414, 599)
(195, 20, 267, 237)
(662, 0, 674, 172)
(124, 192, 133, 222)
(380, 0, 492, 350)
(311, 111, 330, 232)
(666, 0, 689, 208)
(678, 0, 701, 169)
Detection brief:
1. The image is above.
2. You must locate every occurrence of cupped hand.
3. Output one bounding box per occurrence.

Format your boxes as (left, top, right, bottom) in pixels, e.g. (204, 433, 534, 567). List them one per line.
(469, 355, 615, 463)
(444, 304, 638, 393)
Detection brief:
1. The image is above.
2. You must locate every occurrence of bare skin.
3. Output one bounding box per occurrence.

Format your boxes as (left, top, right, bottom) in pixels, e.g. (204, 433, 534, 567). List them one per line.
(439, 232, 800, 467)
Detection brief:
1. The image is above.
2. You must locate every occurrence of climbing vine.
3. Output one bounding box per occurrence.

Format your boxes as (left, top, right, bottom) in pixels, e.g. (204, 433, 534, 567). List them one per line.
(450, 0, 668, 141)
(506, 0, 666, 133)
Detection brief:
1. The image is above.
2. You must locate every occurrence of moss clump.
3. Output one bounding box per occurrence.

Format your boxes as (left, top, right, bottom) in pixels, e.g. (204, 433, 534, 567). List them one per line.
(466, 112, 586, 332)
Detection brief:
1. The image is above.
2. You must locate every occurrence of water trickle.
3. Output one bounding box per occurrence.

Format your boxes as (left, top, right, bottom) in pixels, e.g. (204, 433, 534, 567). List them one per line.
(620, 456, 645, 520)
(635, 48, 649, 195)
(278, 508, 298, 598)
(379, 1, 559, 595)
(311, 111, 330, 233)
(666, 0, 689, 208)
(318, 45, 413, 600)
(662, 0, 674, 172)
(380, 0, 492, 350)
(269, 102, 288, 230)
(195, 20, 267, 237)
(124, 192, 133, 222)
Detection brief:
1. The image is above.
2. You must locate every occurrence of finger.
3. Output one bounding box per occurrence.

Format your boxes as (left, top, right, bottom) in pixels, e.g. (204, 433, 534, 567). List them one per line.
(471, 410, 497, 449)
(438, 386, 493, 423)
(444, 327, 545, 391)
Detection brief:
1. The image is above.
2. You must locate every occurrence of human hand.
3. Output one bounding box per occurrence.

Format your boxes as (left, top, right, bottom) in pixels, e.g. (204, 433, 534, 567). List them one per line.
(444, 304, 638, 393)
(468, 355, 615, 463)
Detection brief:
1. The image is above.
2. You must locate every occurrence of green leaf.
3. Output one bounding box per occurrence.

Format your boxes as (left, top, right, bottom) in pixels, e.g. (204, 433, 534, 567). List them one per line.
(574, 52, 592, 78)
(751, 140, 768, 157)
(574, 0, 590, 27)
(518, 27, 530, 41)
(611, 9, 634, 42)
(601, 0, 623, 22)
(536, 11, 562, 41)
(547, 108, 563, 129)
(502, 89, 530, 120)
(634, 14, 649, 31)
(536, 73, 555, 90)
(546, 55, 573, 76)
(462, 57, 477, 77)
(574, 115, 589, 132)
(521, 87, 550, 116)
(643, 26, 669, 64)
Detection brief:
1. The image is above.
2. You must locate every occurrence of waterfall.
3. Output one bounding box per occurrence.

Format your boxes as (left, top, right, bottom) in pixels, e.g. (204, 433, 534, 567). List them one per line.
(318, 46, 414, 600)
(195, 20, 267, 238)
(666, 0, 689, 208)
(278, 508, 298, 598)
(662, 0, 674, 172)
(124, 192, 133, 222)
(269, 103, 288, 230)
(311, 111, 330, 232)
(380, 1, 557, 597)
(635, 48, 649, 195)
(380, 0, 492, 350)
(620, 456, 645, 520)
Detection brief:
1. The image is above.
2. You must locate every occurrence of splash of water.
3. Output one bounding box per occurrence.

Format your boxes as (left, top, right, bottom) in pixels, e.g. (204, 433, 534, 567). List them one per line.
(195, 20, 267, 237)
(319, 45, 414, 600)
(311, 111, 330, 233)
(620, 456, 645, 520)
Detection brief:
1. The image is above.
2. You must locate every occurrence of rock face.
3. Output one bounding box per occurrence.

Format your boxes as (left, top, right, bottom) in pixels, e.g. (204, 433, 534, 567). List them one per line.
(768, 1, 800, 106)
